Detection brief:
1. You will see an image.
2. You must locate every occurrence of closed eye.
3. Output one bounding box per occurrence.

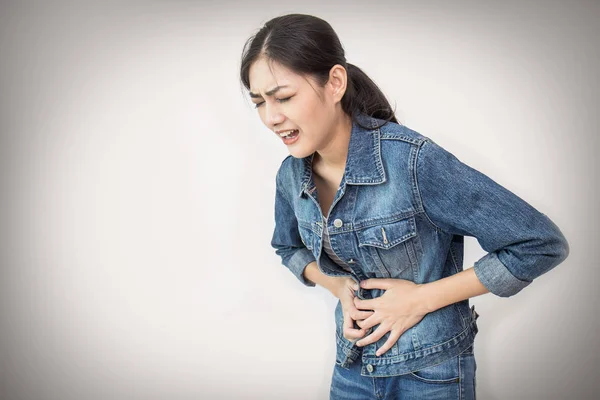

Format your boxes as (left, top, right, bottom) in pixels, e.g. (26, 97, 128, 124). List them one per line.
(254, 97, 292, 109)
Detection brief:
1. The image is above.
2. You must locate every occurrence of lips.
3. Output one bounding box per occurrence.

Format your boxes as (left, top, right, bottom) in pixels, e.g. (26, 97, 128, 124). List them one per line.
(276, 129, 299, 138)
(280, 129, 300, 144)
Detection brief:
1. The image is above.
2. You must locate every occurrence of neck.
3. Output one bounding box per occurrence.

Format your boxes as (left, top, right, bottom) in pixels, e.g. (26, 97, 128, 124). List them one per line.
(314, 113, 353, 171)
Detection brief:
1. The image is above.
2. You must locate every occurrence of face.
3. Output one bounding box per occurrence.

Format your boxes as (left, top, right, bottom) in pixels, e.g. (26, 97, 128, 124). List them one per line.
(248, 57, 343, 159)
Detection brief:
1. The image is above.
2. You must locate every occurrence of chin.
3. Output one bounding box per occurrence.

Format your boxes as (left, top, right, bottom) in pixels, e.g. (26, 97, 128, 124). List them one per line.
(288, 147, 313, 159)
(290, 150, 312, 158)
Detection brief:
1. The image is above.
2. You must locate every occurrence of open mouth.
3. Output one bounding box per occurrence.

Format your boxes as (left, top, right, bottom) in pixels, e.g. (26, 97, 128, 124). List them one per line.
(279, 129, 299, 138)
(280, 129, 300, 144)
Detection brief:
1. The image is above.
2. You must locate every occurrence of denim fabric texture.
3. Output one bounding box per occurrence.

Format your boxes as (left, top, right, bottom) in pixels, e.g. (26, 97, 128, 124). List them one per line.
(330, 345, 476, 400)
(270, 112, 569, 377)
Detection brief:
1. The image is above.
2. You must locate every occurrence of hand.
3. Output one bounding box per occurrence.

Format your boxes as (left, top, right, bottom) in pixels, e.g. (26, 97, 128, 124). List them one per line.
(353, 278, 429, 357)
(333, 277, 375, 342)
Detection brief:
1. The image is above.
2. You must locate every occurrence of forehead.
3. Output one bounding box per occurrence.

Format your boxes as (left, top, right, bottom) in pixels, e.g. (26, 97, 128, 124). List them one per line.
(248, 58, 301, 94)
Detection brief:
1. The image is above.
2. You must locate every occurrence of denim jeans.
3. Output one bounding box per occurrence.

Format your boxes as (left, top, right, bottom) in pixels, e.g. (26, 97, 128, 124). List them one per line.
(330, 345, 476, 400)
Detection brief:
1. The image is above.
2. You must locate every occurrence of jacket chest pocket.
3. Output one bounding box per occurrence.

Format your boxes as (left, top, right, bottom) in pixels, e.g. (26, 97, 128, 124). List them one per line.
(356, 216, 418, 278)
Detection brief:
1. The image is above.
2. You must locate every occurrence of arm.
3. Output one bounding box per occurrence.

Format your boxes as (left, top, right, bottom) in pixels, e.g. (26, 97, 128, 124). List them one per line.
(351, 137, 570, 354)
(270, 162, 352, 297)
(303, 261, 353, 298)
(415, 138, 570, 300)
(270, 168, 316, 287)
(418, 268, 488, 313)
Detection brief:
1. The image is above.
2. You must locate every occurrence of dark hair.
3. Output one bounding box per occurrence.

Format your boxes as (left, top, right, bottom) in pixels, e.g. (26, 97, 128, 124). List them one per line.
(239, 13, 400, 129)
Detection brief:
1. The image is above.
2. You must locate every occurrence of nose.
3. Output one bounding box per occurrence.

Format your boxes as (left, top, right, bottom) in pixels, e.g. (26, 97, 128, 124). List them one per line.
(265, 102, 285, 129)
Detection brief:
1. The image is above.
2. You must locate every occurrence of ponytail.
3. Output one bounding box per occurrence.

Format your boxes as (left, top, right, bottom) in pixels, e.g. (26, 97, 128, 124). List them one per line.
(343, 63, 399, 128)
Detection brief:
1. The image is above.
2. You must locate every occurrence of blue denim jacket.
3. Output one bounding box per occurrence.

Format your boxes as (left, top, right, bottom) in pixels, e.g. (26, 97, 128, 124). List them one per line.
(270, 112, 569, 377)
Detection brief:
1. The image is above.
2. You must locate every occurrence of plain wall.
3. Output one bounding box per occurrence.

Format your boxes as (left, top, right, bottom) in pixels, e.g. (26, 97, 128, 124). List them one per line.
(1, 1, 598, 399)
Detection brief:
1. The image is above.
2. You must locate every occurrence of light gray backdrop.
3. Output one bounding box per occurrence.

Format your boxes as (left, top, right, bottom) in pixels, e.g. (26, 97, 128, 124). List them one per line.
(1, 1, 598, 399)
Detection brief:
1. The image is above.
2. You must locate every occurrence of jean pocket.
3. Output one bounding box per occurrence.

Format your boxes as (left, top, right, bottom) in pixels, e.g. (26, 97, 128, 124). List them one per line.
(409, 355, 460, 384)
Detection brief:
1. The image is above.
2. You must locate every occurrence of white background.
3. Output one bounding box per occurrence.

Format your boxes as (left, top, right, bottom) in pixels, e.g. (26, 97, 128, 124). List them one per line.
(1, 1, 597, 399)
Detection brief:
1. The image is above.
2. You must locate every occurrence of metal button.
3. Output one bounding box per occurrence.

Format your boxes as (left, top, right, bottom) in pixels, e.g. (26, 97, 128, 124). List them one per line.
(333, 218, 343, 228)
(366, 364, 374, 373)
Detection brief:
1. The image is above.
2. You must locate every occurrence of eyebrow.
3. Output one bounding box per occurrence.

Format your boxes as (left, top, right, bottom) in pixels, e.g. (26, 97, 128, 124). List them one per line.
(249, 85, 289, 99)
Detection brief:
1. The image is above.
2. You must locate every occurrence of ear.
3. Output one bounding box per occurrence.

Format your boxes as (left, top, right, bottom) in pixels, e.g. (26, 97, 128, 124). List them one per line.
(327, 64, 347, 104)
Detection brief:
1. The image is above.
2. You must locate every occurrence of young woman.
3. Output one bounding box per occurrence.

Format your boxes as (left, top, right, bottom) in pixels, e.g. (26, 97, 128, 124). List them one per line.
(239, 13, 569, 400)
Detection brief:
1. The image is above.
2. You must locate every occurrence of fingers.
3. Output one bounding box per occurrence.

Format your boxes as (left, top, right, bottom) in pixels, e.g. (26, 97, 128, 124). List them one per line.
(342, 310, 366, 341)
(355, 313, 379, 331)
(353, 296, 378, 311)
(355, 323, 391, 348)
(374, 329, 402, 357)
(359, 278, 393, 290)
(343, 325, 364, 340)
(342, 294, 373, 321)
(351, 309, 374, 321)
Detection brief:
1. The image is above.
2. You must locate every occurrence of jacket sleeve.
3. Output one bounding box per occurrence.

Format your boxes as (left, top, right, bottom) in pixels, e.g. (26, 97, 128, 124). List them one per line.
(270, 167, 317, 287)
(415, 138, 570, 297)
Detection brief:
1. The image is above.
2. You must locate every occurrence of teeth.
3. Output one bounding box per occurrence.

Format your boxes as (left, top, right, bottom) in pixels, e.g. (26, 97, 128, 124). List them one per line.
(279, 129, 297, 138)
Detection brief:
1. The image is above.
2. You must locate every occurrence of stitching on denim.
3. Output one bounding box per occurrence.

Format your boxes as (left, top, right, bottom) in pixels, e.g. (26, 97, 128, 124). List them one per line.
(374, 127, 386, 180)
(359, 232, 416, 248)
(361, 322, 477, 365)
(413, 139, 449, 235)
(459, 353, 463, 399)
(407, 355, 460, 384)
(448, 243, 461, 274)
(380, 135, 422, 144)
(353, 212, 416, 230)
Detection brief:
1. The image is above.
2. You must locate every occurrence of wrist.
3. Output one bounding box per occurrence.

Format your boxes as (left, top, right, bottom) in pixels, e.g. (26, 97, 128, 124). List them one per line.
(302, 262, 352, 297)
(327, 276, 351, 298)
(416, 282, 437, 313)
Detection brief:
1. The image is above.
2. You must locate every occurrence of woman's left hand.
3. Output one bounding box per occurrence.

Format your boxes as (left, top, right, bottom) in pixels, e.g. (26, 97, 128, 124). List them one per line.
(353, 278, 430, 357)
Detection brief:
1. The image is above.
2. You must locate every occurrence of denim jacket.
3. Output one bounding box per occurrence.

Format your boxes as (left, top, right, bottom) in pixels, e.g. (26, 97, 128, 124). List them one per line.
(270, 112, 569, 377)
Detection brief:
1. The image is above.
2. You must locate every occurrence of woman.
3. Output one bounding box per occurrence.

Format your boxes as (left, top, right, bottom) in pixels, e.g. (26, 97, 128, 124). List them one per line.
(239, 13, 569, 400)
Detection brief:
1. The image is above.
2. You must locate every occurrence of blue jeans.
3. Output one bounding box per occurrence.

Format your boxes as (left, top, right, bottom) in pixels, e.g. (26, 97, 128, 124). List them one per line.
(330, 345, 476, 400)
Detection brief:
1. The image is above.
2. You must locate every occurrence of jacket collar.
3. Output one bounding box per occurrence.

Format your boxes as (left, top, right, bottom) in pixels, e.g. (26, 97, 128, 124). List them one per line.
(298, 112, 386, 198)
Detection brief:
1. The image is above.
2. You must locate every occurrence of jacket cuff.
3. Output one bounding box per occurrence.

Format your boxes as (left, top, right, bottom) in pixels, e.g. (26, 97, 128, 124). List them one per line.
(287, 248, 317, 287)
(473, 252, 531, 297)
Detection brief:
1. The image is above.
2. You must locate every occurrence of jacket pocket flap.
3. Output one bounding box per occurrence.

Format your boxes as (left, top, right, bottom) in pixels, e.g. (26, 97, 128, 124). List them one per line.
(357, 217, 416, 249)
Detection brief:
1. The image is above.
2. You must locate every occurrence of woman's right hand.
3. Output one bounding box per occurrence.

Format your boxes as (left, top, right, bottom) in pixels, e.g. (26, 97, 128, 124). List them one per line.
(333, 277, 375, 342)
